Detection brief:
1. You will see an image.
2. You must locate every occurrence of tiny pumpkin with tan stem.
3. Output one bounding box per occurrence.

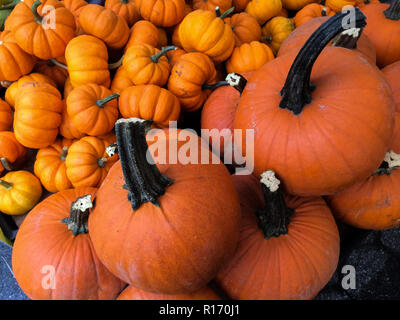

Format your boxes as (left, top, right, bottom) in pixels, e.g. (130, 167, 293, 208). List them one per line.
(12, 188, 126, 300)
(34, 138, 75, 193)
(0, 170, 42, 216)
(261, 16, 295, 55)
(0, 131, 27, 175)
(122, 44, 176, 87)
(224, 12, 261, 47)
(66, 83, 119, 137)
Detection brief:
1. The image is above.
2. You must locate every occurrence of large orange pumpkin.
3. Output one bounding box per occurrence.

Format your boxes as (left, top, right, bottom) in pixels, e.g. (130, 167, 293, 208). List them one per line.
(12, 188, 126, 299)
(216, 171, 340, 299)
(88, 118, 241, 294)
(14, 82, 63, 149)
(234, 10, 394, 196)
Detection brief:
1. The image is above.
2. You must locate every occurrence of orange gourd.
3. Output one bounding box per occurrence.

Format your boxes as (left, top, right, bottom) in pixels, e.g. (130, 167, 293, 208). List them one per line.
(104, 0, 140, 27)
(0, 131, 27, 174)
(135, 0, 186, 27)
(224, 12, 261, 47)
(0, 99, 12, 131)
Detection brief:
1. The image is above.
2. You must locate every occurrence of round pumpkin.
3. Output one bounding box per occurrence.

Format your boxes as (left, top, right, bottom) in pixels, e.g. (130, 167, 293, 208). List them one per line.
(65, 135, 118, 188)
(88, 118, 241, 294)
(110, 66, 134, 93)
(125, 20, 160, 51)
(166, 47, 186, 67)
(34, 59, 69, 89)
(12, 188, 126, 299)
(234, 10, 394, 196)
(226, 41, 274, 74)
(168, 52, 218, 112)
(216, 171, 340, 299)
(0, 99, 12, 131)
(65, 35, 111, 88)
(192, 0, 232, 13)
(66, 83, 119, 136)
(119, 85, 181, 128)
(79, 4, 130, 50)
(8, 0, 76, 60)
(0, 131, 27, 175)
(14, 82, 63, 149)
(245, 0, 282, 25)
(325, 0, 356, 12)
(362, 0, 400, 68)
(293, 3, 335, 27)
(0, 31, 36, 81)
(34, 138, 74, 193)
(178, 8, 235, 63)
(0, 170, 42, 216)
(104, 0, 140, 27)
(261, 16, 295, 54)
(59, 99, 86, 140)
(135, 0, 186, 27)
(224, 12, 261, 47)
(117, 285, 220, 300)
(281, 0, 318, 11)
(61, 0, 88, 34)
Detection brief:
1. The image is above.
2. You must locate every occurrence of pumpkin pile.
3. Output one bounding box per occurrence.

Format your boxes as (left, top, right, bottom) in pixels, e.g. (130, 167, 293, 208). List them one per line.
(0, 0, 399, 300)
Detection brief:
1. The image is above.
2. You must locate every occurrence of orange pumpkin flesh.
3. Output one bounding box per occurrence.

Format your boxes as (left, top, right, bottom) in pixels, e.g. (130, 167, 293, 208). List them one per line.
(12, 188, 125, 299)
(89, 118, 241, 294)
(234, 10, 394, 196)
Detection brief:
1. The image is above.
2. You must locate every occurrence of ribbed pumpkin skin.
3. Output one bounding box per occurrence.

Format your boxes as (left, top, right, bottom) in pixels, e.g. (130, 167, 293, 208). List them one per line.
(167, 52, 217, 112)
(104, 0, 140, 27)
(59, 100, 86, 139)
(79, 4, 130, 49)
(110, 66, 134, 93)
(178, 9, 235, 63)
(117, 285, 220, 300)
(135, 0, 186, 27)
(62, 0, 88, 34)
(0, 131, 27, 174)
(34, 138, 74, 193)
(125, 20, 160, 50)
(119, 85, 181, 128)
(65, 35, 111, 88)
(234, 47, 394, 196)
(293, 3, 335, 27)
(262, 16, 295, 54)
(0, 32, 36, 81)
(216, 174, 340, 300)
(14, 82, 63, 149)
(12, 188, 126, 300)
(277, 17, 377, 64)
(362, 2, 400, 68)
(89, 130, 241, 294)
(193, 0, 232, 12)
(8, 1, 76, 59)
(245, 0, 282, 25)
(65, 136, 118, 188)
(34, 59, 69, 89)
(282, 0, 318, 11)
(233, 0, 250, 12)
(224, 12, 261, 47)
(325, 0, 356, 12)
(382, 61, 400, 153)
(0, 99, 12, 131)
(226, 41, 274, 74)
(327, 169, 400, 230)
(66, 84, 119, 136)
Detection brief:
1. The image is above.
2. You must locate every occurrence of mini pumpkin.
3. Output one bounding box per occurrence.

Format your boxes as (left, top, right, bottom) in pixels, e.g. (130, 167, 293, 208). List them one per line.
(59, 100, 86, 140)
(12, 188, 126, 299)
(104, 0, 140, 27)
(293, 3, 335, 27)
(66, 83, 119, 136)
(261, 16, 295, 54)
(0, 131, 27, 174)
(125, 20, 160, 50)
(61, 0, 88, 34)
(0, 170, 42, 216)
(119, 85, 181, 128)
(135, 0, 186, 27)
(281, 0, 318, 11)
(224, 12, 261, 47)
(325, 0, 356, 12)
(34, 58, 69, 89)
(192, 0, 232, 12)
(0, 99, 12, 131)
(245, 0, 282, 25)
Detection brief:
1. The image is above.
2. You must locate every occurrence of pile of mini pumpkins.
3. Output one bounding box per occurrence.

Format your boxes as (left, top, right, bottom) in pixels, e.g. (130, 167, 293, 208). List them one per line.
(0, 0, 399, 300)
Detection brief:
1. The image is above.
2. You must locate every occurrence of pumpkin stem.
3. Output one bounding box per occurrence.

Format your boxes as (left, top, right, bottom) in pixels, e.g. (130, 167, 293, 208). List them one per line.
(0, 179, 13, 190)
(216, 6, 235, 19)
(96, 93, 120, 108)
(321, 8, 327, 16)
(1, 0, 21, 10)
(32, 0, 43, 24)
(115, 117, 174, 211)
(279, 9, 366, 115)
(203, 73, 247, 94)
(61, 194, 93, 236)
(121, 0, 129, 3)
(374, 150, 400, 175)
(0, 158, 12, 171)
(384, 0, 400, 20)
(332, 27, 362, 50)
(150, 46, 178, 63)
(97, 157, 108, 168)
(49, 58, 68, 70)
(60, 146, 68, 161)
(256, 170, 294, 239)
(109, 55, 124, 70)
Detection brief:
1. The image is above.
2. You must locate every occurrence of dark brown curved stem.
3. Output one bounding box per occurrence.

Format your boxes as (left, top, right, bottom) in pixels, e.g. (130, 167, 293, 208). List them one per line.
(332, 28, 363, 50)
(203, 73, 247, 94)
(96, 93, 120, 108)
(279, 8, 366, 115)
(384, 0, 400, 20)
(115, 118, 174, 210)
(321, 8, 327, 16)
(256, 172, 294, 239)
(61, 194, 93, 236)
(151, 46, 177, 63)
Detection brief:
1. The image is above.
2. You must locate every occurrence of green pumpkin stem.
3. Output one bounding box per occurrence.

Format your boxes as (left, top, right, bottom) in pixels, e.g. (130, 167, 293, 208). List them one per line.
(1, 0, 21, 9)
(279, 9, 366, 115)
(216, 6, 235, 19)
(97, 157, 108, 168)
(49, 58, 68, 70)
(115, 118, 174, 211)
(60, 146, 68, 161)
(0, 179, 12, 190)
(32, 0, 43, 24)
(96, 93, 120, 108)
(61, 194, 93, 236)
(109, 55, 124, 70)
(384, 0, 400, 20)
(121, 0, 129, 3)
(150, 46, 178, 63)
(0, 157, 12, 171)
(256, 171, 294, 239)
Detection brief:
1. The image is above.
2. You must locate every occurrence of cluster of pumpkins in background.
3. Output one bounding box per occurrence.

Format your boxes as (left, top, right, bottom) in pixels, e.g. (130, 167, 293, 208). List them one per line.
(0, 0, 398, 300)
